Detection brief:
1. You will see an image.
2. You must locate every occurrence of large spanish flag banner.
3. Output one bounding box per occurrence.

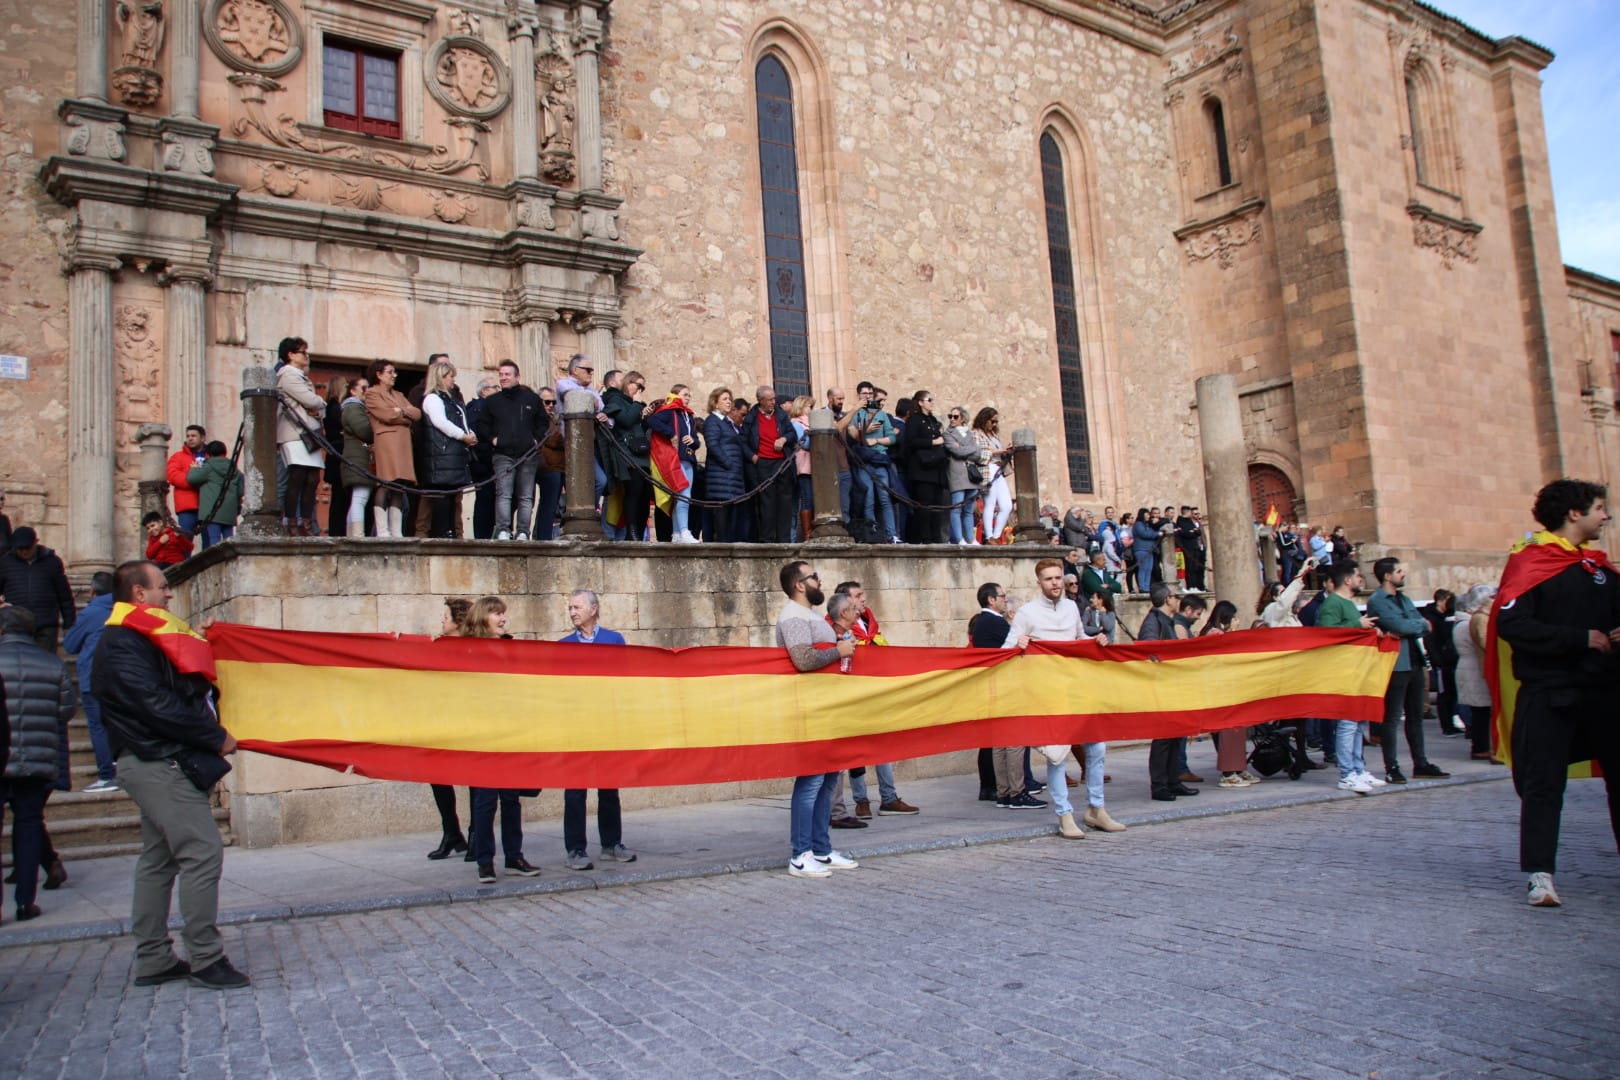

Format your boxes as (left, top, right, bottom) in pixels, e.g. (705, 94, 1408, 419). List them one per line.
(209, 624, 1398, 790)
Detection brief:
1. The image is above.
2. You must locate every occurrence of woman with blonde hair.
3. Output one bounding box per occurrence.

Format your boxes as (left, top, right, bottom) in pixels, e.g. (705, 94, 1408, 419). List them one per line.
(456, 596, 540, 881)
(275, 342, 327, 536)
(420, 359, 477, 538)
(362, 359, 421, 537)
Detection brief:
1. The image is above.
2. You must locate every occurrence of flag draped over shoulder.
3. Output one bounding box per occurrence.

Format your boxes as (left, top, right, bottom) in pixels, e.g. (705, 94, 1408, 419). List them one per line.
(1486, 530, 1611, 777)
(210, 624, 1397, 790)
(106, 602, 217, 682)
(648, 395, 692, 517)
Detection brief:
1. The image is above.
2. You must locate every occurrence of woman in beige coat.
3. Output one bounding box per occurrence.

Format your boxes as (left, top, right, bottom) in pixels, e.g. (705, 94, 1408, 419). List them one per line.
(362, 359, 420, 537)
(276, 344, 327, 536)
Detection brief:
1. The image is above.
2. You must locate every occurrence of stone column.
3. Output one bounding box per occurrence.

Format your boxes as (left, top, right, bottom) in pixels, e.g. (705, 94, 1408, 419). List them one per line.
(1196, 374, 1257, 602)
(171, 0, 201, 118)
(508, 14, 540, 180)
(163, 269, 210, 434)
(515, 312, 553, 389)
(1009, 428, 1046, 544)
(560, 389, 602, 538)
(572, 14, 604, 193)
(1257, 530, 1280, 586)
(69, 260, 119, 573)
(1160, 530, 1178, 591)
(78, 0, 109, 101)
(807, 408, 849, 542)
(237, 367, 284, 537)
(134, 423, 174, 523)
(579, 316, 615, 372)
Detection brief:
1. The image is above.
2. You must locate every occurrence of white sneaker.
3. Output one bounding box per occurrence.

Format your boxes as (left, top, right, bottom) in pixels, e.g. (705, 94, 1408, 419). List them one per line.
(84, 778, 120, 793)
(1356, 771, 1388, 788)
(1527, 872, 1561, 907)
(514, 531, 529, 541)
(814, 850, 860, 870)
(1337, 774, 1374, 795)
(788, 851, 831, 878)
(495, 529, 512, 541)
(675, 530, 699, 544)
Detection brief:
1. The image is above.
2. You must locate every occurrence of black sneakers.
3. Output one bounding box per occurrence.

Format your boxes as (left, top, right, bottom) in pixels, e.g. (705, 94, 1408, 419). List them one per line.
(1006, 792, 1047, 809)
(1412, 762, 1450, 779)
(505, 858, 542, 877)
(133, 960, 192, 987)
(1385, 767, 1408, 785)
(188, 957, 250, 990)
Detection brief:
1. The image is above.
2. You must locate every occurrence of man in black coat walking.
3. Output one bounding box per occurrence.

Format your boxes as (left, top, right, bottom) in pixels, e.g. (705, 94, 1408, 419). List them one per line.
(0, 527, 76, 652)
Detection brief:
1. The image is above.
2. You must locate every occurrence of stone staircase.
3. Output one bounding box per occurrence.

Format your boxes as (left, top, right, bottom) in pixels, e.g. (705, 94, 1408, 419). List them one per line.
(1, 700, 232, 868)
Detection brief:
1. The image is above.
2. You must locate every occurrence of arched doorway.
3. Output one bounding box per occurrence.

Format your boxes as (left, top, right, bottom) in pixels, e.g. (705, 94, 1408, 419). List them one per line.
(1249, 464, 1297, 524)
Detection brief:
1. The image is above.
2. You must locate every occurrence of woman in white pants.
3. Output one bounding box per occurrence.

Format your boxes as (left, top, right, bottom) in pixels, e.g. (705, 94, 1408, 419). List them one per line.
(971, 406, 1013, 543)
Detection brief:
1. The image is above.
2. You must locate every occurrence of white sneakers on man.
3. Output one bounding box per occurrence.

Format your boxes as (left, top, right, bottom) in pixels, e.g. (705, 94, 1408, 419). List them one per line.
(675, 530, 699, 544)
(1338, 774, 1374, 795)
(814, 850, 859, 870)
(1527, 872, 1562, 907)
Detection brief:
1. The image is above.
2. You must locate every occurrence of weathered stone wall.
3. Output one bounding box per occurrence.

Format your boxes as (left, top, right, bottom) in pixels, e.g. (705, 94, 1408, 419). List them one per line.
(600, 0, 1202, 508)
(0, 6, 76, 545)
(1564, 272, 1620, 491)
(168, 538, 1077, 846)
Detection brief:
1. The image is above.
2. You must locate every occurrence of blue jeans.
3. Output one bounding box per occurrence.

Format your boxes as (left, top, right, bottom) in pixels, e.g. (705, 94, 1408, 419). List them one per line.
(790, 771, 839, 857)
(493, 455, 538, 535)
(1135, 549, 1156, 591)
(176, 509, 198, 536)
(1046, 759, 1072, 818)
(470, 788, 524, 865)
(837, 470, 851, 522)
(848, 764, 897, 806)
(1081, 743, 1106, 808)
(536, 470, 564, 539)
(672, 461, 695, 535)
(200, 523, 234, 549)
(857, 461, 896, 539)
(1335, 720, 1367, 780)
(888, 465, 910, 540)
(82, 694, 116, 781)
(949, 489, 977, 543)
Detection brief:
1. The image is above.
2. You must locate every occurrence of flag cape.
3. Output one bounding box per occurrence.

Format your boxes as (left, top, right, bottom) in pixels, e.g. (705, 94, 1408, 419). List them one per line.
(210, 624, 1398, 789)
(648, 398, 692, 517)
(1486, 531, 1611, 778)
(107, 602, 217, 682)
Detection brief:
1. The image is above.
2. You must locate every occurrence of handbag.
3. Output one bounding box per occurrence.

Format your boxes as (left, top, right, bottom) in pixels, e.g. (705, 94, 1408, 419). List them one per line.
(298, 426, 322, 453)
(966, 462, 984, 486)
(172, 748, 232, 792)
(627, 433, 651, 456)
(1033, 745, 1070, 767)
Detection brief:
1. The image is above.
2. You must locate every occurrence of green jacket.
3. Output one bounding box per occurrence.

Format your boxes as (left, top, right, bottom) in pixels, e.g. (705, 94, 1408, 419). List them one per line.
(186, 457, 243, 526)
(1080, 565, 1122, 602)
(1316, 592, 1362, 629)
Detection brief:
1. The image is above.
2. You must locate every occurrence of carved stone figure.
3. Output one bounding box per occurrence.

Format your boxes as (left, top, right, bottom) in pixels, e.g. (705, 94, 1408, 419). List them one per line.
(446, 7, 480, 36)
(112, 0, 166, 107)
(115, 306, 163, 424)
(537, 47, 576, 184)
(216, 0, 291, 66)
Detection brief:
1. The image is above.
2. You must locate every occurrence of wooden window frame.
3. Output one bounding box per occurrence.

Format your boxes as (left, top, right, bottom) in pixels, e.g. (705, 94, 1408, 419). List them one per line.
(323, 39, 402, 140)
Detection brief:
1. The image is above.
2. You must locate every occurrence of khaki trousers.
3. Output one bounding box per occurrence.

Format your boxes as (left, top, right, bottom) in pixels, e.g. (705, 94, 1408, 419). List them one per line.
(117, 754, 225, 976)
(991, 746, 1024, 798)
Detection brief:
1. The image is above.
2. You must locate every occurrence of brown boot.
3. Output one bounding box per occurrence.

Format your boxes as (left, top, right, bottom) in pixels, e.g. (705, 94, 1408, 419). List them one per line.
(799, 509, 813, 539)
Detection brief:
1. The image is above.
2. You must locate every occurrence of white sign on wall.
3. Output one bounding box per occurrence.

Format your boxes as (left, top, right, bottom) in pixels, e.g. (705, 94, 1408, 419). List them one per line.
(0, 355, 27, 380)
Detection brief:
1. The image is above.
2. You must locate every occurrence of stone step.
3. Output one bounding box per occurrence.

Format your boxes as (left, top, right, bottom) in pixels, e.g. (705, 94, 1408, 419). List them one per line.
(1, 801, 230, 867)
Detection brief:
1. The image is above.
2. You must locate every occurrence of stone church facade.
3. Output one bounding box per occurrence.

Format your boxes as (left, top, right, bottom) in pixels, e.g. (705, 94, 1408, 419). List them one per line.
(2, 0, 1617, 586)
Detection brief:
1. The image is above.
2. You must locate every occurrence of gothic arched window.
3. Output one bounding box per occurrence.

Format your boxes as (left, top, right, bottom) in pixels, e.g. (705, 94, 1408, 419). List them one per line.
(1205, 97, 1233, 188)
(1039, 130, 1093, 493)
(754, 55, 811, 399)
(1404, 58, 1458, 194)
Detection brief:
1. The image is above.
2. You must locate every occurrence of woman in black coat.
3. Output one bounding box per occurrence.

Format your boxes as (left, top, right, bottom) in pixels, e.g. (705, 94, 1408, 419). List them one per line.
(901, 389, 950, 544)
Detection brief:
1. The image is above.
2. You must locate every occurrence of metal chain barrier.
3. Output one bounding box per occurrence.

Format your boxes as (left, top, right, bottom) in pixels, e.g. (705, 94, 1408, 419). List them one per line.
(592, 418, 796, 508)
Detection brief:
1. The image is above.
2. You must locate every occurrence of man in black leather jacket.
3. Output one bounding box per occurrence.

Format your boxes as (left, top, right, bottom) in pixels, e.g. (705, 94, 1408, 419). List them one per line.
(92, 560, 248, 990)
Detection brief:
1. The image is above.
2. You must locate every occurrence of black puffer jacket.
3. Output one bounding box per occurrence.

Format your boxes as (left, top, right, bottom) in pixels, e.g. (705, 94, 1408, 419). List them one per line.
(423, 391, 473, 487)
(91, 625, 226, 762)
(0, 634, 74, 788)
(0, 546, 76, 630)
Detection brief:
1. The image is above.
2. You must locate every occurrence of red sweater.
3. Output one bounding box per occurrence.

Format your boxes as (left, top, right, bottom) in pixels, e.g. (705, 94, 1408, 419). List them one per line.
(146, 527, 194, 567)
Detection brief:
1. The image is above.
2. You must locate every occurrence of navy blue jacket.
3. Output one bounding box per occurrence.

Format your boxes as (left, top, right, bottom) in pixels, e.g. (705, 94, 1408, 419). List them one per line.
(702, 412, 746, 502)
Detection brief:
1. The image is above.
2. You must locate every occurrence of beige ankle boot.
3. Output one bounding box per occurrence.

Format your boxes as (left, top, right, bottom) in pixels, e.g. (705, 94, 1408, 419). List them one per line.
(1057, 812, 1086, 839)
(372, 505, 390, 537)
(1082, 806, 1127, 833)
(387, 506, 403, 537)
(346, 519, 365, 538)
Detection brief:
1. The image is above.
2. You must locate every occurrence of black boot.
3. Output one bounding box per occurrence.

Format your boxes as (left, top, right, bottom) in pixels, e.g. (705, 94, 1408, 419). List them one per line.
(427, 832, 467, 860)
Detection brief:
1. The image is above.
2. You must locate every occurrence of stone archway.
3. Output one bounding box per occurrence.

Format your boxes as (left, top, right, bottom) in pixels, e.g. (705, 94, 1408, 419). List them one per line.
(1248, 463, 1297, 523)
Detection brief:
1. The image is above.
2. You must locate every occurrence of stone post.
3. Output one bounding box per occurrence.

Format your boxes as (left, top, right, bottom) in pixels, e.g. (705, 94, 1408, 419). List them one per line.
(1258, 530, 1280, 585)
(1160, 530, 1178, 591)
(508, 14, 540, 180)
(1195, 374, 1258, 603)
(134, 423, 173, 524)
(807, 408, 849, 542)
(163, 270, 210, 435)
(572, 14, 604, 193)
(78, 0, 109, 101)
(560, 388, 602, 538)
(237, 367, 284, 537)
(171, 0, 201, 118)
(1009, 428, 1046, 544)
(68, 260, 119, 573)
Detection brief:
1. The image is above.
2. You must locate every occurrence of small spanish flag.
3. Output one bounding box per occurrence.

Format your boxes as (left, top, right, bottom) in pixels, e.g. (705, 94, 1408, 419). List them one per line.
(1264, 504, 1280, 527)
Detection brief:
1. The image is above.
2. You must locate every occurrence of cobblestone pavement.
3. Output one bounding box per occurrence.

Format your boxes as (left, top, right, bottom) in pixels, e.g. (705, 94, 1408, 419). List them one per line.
(1, 779, 1615, 1080)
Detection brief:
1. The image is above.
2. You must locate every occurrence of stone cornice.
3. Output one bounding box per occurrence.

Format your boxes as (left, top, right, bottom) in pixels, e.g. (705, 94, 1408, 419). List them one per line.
(1566, 265, 1620, 303)
(305, 0, 437, 23)
(1011, 0, 1166, 56)
(1491, 35, 1555, 71)
(38, 156, 238, 217)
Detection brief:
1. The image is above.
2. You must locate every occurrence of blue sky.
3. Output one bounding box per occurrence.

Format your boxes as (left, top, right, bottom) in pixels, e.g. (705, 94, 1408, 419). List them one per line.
(1432, 1, 1620, 279)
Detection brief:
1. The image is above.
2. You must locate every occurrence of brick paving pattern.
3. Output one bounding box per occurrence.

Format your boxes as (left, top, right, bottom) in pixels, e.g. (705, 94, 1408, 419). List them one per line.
(1, 779, 1615, 1079)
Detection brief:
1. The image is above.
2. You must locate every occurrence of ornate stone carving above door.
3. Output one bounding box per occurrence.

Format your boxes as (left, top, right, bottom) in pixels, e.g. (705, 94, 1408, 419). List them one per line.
(204, 0, 303, 78)
(426, 36, 510, 120)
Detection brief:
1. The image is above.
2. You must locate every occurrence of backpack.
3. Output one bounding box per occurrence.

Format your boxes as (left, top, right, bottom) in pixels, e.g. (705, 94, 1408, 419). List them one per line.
(1248, 723, 1299, 779)
(847, 517, 886, 545)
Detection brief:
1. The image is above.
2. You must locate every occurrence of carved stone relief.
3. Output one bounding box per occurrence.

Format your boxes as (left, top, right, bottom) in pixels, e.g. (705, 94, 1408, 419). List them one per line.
(432, 189, 475, 224)
(334, 174, 393, 212)
(115, 305, 163, 425)
(112, 0, 166, 107)
(427, 37, 510, 120)
(1176, 201, 1264, 269)
(516, 193, 556, 230)
(255, 159, 309, 197)
(581, 207, 619, 241)
(446, 7, 480, 36)
(536, 39, 576, 184)
(161, 127, 216, 175)
(63, 109, 128, 161)
(1408, 203, 1480, 268)
(204, 0, 303, 78)
(228, 73, 491, 180)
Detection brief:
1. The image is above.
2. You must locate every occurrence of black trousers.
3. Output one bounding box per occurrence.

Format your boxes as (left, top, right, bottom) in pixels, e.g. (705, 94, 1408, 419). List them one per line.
(1434, 663, 1458, 736)
(430, 784, 471, 837)
(977, 748, 996, 794)
(563, 789, 622, 853)
(755, 466, 794, 543)
(1148, 738, 1185, 795)
(1512, 687, 1620, 874)
(1379, 668, 1430, 771)
(1184, 554, 1207, 591)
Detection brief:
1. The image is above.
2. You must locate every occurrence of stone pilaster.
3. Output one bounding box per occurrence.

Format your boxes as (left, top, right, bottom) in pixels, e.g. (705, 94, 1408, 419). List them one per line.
(170, 0, 201, 119)
(509, 14, 541, 181)
(515, 312, 554, 390)
(162, 268, 211, 433)
(78, 0, 109, 101)
(578, 315, 616, 372)
(572, 12, 604, 193)
(69, 259, 121, 573)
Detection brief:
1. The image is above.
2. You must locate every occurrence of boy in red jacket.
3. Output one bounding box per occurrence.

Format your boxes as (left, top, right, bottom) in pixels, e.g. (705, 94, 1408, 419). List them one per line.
(143, 512, 193, 568)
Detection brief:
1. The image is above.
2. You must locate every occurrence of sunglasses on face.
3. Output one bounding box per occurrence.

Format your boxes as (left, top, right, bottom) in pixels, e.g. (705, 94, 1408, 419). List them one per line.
(798, 572, 820, 584)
